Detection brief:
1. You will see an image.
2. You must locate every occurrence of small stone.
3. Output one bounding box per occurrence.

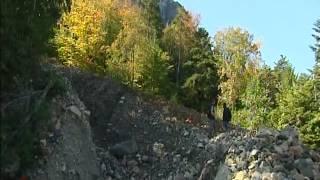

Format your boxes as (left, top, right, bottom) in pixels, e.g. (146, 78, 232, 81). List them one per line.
(270, 172, 284, 180)
(289, 145, 304, 159)
(259, 161, 271, 172)
(251, 171, 262, 180)
(226, 158, 235, 166)
(153, 142, 165, 157)
(248, 162, 256, 170)
(132, 166, 140, 174)
(37, 169, 45, 175)
(183, 130, 190, 137)
(291, 171, 305, 180)
(261, 172, 272, 180)
(214, 164, 231, 180)
(184, 171, 192, 179)
(310, 150, 320, 162)
(273, 164, 284, 172)
(197, 143, 204, 148)
(294, 158, 314, 178)
(142, 155, 149, 162)
(68, 105, 82, 117)
(274, 142, 288, 154)
(100, 162, 106, 172)
(127, 160, 138, 167)
(109, 139, 138, 158)
(40, 139, 47, 147)
(237, 160, 248, 170)
(84, 110, 91, 116)
(257, 128, 279, 138)
(174, 174, 185, 180)
(250, 149, 259, 157)
(105, 176, 112, 180)
(173, 154, 181, 163)
(205, 143, 216, 152)
(61, 163, 66, 172)
(171, 117, 177, 122)
(233, 171, 248, 180)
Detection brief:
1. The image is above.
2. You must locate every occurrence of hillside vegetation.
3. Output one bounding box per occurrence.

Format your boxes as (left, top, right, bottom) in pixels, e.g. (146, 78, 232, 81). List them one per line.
(53, 0, 319, 147)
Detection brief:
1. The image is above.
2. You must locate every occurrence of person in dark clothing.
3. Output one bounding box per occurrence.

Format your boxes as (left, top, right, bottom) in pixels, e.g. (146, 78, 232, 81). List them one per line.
(223, 103, 232, 130)
(207, 99, 216, 137)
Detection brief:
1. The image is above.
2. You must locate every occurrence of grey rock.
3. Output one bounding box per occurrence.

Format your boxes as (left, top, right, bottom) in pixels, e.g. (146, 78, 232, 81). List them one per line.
(274, 142, 289, 154)
(250, 149, 259, 157)
(248, 162, 256, 170)
(109, 139, 138, 158)
(153, 142, 165, 157)
(214, 164, 231, 180)
(294, 158, 314, 178)
(132, 166, 140, 174)
(184, 171, 192, 179)
(127, 160, 138, 167)
(270, 172, 285, 180)
(173, 154, 181, 163)
(278, 126, 299, 144)
(174, 174, 185, 180)
(251, 171, 262, 180)
(291, 170, 305, 180)
(233, 171, 248, 180)
(256, 128, 277, 137)
(141, 155, 149, 162)
(68, 105, 82, 117)
(100, 162, 106, 173)
(259, 161, 271, 172)
(197, 143, 204, 149)
(159, 0, 182, 25)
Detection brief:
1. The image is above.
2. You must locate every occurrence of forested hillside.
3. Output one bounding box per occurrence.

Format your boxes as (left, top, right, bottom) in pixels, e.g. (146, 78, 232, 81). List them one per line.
(52, 0, 319, 147)
(1, 0, 319, 178)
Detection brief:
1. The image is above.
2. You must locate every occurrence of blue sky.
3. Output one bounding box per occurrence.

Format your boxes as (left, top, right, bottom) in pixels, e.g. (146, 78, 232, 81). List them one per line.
(176, 0, 319, 74)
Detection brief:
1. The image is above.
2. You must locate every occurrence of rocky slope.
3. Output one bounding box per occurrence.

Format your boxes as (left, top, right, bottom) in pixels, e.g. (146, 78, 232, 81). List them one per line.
(28, 75, 101, 180)
(29, 67, 320, 180)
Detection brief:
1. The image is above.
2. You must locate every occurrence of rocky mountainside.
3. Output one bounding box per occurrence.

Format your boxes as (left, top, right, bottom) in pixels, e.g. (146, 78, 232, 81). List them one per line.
(28, 67, 320, 180)
(159, 0, 182, 25)
(131, 0, 182, 25)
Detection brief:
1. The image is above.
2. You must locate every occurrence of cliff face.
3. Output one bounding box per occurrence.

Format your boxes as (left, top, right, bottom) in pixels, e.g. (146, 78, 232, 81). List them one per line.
(131, 0, 181, 25)
(159, 0, 182, 25)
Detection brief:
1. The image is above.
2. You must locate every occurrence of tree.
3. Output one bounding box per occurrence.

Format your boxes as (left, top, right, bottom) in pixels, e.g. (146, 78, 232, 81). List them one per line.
(1, 0, 70, 175)
(182, 27, 219, 111)
(311, 19, 320, 107)
(273, 55, 296, 92)
(162, 8, 199, 87)
(140, 44, 172, 95)
(139, 0, 164, 38)
(54, 0, 120, 74)
(110, 2, 157, 87)
(1, 0, 70, 90)
(235, 66, 277, 129)
(213, 27, 261, 107)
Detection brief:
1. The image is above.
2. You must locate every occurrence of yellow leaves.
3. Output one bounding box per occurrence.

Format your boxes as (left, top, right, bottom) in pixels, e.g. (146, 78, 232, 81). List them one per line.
(215, 27, 262, 106)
